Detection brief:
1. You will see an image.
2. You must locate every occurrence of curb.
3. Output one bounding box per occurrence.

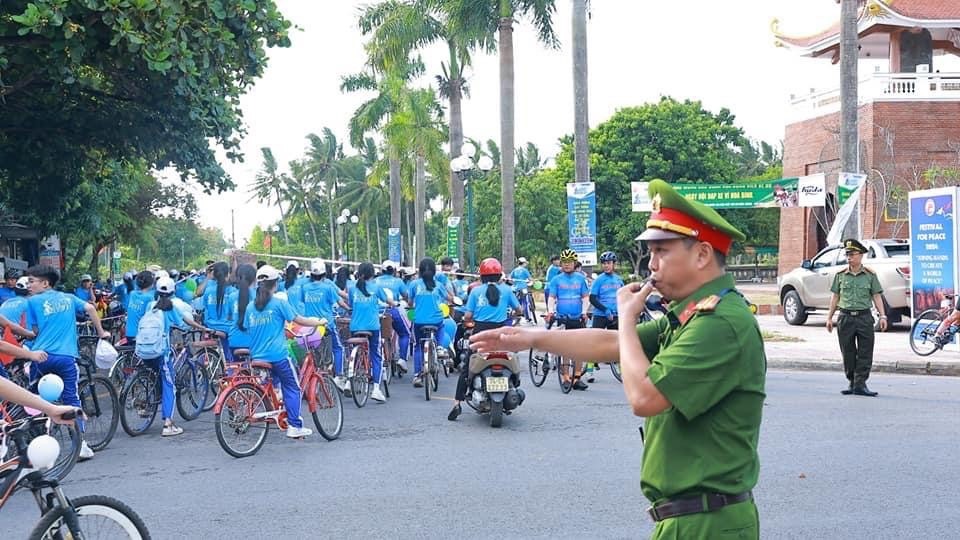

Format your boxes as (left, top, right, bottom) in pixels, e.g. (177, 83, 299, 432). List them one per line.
(767, 357, 960, 377)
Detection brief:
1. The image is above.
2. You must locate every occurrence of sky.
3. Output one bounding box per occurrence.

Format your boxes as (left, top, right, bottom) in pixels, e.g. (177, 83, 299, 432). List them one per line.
(182, 0, 954, 245)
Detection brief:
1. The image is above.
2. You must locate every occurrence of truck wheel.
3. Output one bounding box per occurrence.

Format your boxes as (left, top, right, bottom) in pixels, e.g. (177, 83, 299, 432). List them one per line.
(782, 290, 808, 325)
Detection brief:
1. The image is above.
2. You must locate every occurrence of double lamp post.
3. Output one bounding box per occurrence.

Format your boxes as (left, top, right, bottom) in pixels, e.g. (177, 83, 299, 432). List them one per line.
(450, 154, 493, 271)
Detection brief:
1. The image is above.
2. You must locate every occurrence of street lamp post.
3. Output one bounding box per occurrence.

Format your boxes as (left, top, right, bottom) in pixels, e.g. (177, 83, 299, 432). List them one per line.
(451, 155, 494, 271)
(179, 237, 185, 269)
(269, 224, 279, 255)
(337, 209, 355, 260)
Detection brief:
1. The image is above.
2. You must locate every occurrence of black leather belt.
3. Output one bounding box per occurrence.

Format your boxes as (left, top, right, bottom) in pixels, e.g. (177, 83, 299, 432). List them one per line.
(647, 491, 753, 522)
(839, 309, 869, 316)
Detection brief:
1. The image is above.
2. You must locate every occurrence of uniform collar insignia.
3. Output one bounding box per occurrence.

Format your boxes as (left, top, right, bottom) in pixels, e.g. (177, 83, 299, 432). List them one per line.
(651, 193, 662, 213)
(678, 301, 698, 326)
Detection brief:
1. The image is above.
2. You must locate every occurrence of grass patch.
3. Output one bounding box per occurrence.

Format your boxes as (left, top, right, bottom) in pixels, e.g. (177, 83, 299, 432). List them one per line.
(761, 330, 804, 343)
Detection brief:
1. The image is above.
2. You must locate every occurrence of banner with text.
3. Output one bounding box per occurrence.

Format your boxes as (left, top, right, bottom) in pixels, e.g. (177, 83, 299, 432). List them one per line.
(387, 228, 402, 264)
(567, 182, 598, 265)
(838, 172, 867, 206)
(798, 173, 826, 207)
(909, 188, 957, 349)
(446, 217, 461, 265)
(631, 179, 800, 211)
(39, 235, 63, 270)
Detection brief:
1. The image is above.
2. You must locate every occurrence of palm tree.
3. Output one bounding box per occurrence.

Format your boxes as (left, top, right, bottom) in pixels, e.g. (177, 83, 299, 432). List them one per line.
(302, 129, 345, 258)
(572, 0, 590, 184)
(441, 0, 559, 271)
(285, 159, 322, 249)
(249, 147, 290, 244)
(338, 149, 391, 262)
(515, 142, 543, 178)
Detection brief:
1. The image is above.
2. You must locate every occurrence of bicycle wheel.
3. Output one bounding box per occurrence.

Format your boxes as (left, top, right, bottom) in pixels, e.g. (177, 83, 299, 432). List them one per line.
(423, 341, 433, 401)
(199, 347, 223, 412)
(40, 420, 80, 482)
(311, 373, 344, 441)
(78, 375, 119, 452)
(610, 361, 622, 383)
(29, 494, 151, 540)
(557, 355, 575, 394)
(528, 348, 549, 387)
(108, 351, 138, 392)
(215, 383, 270, 458)
(350, 348, 371, 408)
(910, 309, 945, 356)
(176, 360, 210, 421)
(120, 370, 159, 437)
(381, 356, 391, 399)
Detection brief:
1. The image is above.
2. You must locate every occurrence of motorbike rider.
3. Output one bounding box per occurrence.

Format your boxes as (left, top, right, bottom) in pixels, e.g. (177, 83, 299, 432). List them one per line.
(448, 258, 521, 421)
(375, 260, 412, 373)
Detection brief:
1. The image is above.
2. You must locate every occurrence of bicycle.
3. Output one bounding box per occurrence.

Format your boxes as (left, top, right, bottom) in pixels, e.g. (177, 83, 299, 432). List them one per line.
(169, 329, 212, 420)
(910, 294, 957, 356)
(418, 325, 443, 401)
(526, 315, 580, 392)
(345, 330, 376, 407)
(0, 412, 151, 539)
(379, 313, 395, 398)
(74, 349, 119, 452)
(213, 326, 343, 458)
(515, 287, 538, 326)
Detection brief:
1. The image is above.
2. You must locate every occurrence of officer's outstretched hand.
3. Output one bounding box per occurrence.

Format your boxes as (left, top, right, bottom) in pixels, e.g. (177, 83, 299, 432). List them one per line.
(470, 326, 540, 354)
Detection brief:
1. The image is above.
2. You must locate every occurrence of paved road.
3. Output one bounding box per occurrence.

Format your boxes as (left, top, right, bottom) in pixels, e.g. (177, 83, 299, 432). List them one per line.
(4, 369, 959, 539)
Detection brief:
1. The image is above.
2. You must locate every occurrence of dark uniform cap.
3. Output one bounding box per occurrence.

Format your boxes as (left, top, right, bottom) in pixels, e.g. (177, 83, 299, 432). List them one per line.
(843, 238, 868, 254)
(636, 179, 746, 255)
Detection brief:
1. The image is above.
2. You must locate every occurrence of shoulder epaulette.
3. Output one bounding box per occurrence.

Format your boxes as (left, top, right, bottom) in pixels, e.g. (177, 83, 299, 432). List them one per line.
(695, 294, 722, 313)
(862, 266, 875, 274)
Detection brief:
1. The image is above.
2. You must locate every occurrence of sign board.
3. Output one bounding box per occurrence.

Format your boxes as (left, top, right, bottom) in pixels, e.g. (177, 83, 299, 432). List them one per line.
(446, 217, 461, 265)
(797, 173, 826, 207)
(38, 235, 63, 269)
(838, 172, 867, 206)
(909, 187, 958, 350)
(631, 182, 652, 212)
(387, 228, 402, 264)
(567, 182, 597, 266)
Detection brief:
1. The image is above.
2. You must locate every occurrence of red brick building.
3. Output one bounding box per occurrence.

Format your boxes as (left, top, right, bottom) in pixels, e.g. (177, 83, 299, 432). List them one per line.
(774, 0, 960, 275)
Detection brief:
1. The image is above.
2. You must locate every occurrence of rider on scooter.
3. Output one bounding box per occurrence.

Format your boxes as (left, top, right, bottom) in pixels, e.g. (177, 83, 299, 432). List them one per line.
(448, 258, 521, 421)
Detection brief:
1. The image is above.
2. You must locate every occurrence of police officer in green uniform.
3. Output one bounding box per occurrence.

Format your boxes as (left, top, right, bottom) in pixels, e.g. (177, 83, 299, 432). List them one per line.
(469, 179, 766, 539)
(826, 238, 886, 397)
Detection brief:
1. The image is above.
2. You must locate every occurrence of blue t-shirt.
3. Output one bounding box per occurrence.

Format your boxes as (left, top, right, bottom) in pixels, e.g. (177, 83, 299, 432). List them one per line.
(509, 267, 532, 292)
(348, 281, 388, 332)
(26, 290, 88, 357)
(375, 274, 406, 301)
(301, 280, 339, 322)
(407, 278, 446, 325)
(466, 283, 520, 323)
(74, 287, 93, 302)
(243, 296, 297, 363)
(226, 286, 255, 349)
(590, 272, 625, 317)
(545, 266, 561, 290)
(0, 296, 29, 326)
(451, 279, 470, 302)
(203, 281, 235, 332)
(175, 281, 194, 304)
(546, 272, 589, 318)
(112, 285, 130, 310)
(0, 287, 16, 304)
(436, 273, 453, 297)
(126, 289, 156, 338)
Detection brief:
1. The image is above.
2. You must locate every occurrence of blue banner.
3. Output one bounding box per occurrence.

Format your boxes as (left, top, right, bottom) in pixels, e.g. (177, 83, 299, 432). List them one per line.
(567, 182, 597, 266)
(387, 228, 402, 264)
(909, 190, 955, 318)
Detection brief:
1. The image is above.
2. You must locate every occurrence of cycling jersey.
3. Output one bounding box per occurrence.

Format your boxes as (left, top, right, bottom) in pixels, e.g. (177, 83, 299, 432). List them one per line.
(125, 289, 156, 339)
(545, 265, 561, 285)
(348, 281, 388, 332)
(26, 290, 88, 357)
(546, 272, 589, 318)
(407, 278, 446, 325)
(509, 267, 531, 292)
(466, 283, 520, 322)
(243, 296, 297, 363)
(591, 272, 625, 317)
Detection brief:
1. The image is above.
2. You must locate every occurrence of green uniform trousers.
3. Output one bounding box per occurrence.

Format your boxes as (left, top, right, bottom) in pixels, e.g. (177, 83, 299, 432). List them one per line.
(836, 312, 875, 385)
(651, 499, 759, 539)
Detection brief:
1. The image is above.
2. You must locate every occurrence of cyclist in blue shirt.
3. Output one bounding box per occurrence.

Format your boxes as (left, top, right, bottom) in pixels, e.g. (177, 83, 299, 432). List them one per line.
(375, 260, 412, 373)
(244, 264, 326, 439)
(25, 264, 110, 459)
(146, 277, 209, 437)
(508, 257, 534, 322)
(347, 262, 393, 403)
(450, 269, 470, 304)
(0, 269, 19, 304)
(300, 260, 349, 389)
(125, 271, 157, 347)
(436, 257, 456, 302)
(113, 271, 134, 311)
(543, 255, 561, 305)
(171, 269, 194, 304)
(545, 249, 591, 390)
(333, 266, 355, 317)
(407, 258, 449, 388)
(585, 251, 625, 382)
(0, 277, 30, 327)
(203, 262, 235, 355)
(226, 264, 257, 355)
(448, 258, 522, 421)
(74, 274, 95, 305)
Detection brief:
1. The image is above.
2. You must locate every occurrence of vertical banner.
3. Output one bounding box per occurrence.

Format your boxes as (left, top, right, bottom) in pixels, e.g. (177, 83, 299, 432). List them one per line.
(39, 235, 63, 269)
(387, 228, 402, 264)
(838, 172, 867, 205)
(631, 181, 651, 212)
(566, 182, 598, 266)
(446, 217, 461, 265)
(797, 173, 826, 207)
(909, 188, 957, 348)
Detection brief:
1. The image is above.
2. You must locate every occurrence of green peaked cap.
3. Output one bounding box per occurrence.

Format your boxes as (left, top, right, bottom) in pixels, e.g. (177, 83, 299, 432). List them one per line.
(638, 179, 746, 248)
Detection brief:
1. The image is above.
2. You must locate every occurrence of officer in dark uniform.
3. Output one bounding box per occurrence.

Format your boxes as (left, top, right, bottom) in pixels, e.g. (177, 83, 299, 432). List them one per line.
(826, 238, 887, 396)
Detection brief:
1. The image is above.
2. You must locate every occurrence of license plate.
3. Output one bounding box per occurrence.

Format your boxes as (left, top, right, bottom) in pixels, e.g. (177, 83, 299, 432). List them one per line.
(486, 376, 510, 393)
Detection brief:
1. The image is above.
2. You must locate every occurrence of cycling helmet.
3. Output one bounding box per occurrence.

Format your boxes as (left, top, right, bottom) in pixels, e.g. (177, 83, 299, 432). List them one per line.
(156, 276, 176, 295)
(15, 276, 29, 290)
(4, 269, 21, 280)
(517, 257, 528, 265)
(122, 271, 135, 282)
(169, 269, 180, 279)
(478, 258, 503, 276)
(599, 251, 618, 263)
(559, 249, 578, 262)
(257, 264, 282, 282)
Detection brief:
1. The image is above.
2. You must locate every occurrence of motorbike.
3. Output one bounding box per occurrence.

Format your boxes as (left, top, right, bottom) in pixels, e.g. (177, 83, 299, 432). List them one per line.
(464, 350, 524, 427)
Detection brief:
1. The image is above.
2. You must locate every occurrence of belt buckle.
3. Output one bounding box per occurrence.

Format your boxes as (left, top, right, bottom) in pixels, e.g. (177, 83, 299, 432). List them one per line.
(646, 505, 660, 522)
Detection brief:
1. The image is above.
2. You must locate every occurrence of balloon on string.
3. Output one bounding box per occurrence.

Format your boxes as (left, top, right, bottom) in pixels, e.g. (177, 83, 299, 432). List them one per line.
(532, 281, 543, 290)
(27, 435, 60, 470)
(38, 374, 64, 402)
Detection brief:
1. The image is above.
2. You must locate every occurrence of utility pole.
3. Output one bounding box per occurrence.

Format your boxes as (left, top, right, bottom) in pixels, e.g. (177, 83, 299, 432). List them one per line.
(231, 209, 236, 247)
(840, 0, 860, 239)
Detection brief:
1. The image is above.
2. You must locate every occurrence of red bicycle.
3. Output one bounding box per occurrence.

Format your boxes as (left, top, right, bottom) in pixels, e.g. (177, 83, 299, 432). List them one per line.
(346, 331, 375, 407)
(213, 326, 343, 458)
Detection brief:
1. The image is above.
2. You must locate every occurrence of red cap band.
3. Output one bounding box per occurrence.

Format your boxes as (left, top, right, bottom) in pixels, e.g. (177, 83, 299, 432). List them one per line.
(647, 207, 734, 255)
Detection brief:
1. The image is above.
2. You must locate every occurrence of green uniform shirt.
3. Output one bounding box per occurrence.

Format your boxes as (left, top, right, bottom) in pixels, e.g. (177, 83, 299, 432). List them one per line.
(635, 274, 766, 504)
(830, 267, 882, 311)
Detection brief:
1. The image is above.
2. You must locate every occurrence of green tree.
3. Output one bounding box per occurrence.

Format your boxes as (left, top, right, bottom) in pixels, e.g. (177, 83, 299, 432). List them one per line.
(249, 148, 291, 244)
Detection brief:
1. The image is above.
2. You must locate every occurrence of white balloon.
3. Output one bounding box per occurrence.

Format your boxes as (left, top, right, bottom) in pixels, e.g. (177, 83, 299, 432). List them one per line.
(27, 435, 60, 470)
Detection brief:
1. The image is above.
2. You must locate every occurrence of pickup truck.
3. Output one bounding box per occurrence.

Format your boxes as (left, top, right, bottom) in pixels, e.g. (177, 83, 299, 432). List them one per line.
(778, 239, 910, 328)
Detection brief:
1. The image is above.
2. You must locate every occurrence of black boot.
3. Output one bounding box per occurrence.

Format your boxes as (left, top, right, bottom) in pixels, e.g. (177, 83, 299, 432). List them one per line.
(852, 385, 878, 397)
(447, 403, 462, 421)
(841, 382, 854, 395)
